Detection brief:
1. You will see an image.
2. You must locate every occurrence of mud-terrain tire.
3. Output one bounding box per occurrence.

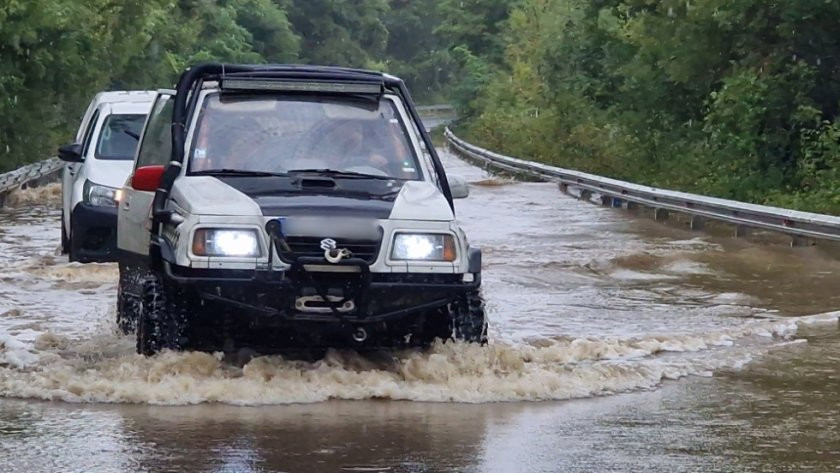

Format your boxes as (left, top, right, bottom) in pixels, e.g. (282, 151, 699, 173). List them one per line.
(60, 210, 69, 255)
(117, 263, 150, 334)
(67, 214, 80, 262)
(136, 272, 189, 356)
(448, 290, 488, 344)
(116, 283, 140, 335)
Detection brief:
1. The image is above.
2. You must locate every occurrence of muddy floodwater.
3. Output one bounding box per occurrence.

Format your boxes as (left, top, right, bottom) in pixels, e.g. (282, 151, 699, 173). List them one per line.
(1, 151, 840, 472)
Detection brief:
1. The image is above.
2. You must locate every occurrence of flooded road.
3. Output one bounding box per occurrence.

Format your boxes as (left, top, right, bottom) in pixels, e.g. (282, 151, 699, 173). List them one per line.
(1, 151, 840, 471)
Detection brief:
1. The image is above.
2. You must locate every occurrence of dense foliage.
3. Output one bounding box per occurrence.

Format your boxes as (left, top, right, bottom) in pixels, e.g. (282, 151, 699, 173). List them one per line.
(456, 0, 840, 213)
(3, 0, 839, 214)
(0, 0, 465, 172)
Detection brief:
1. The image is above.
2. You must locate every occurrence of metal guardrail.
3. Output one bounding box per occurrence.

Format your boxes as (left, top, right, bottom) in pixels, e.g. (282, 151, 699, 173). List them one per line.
(417, 104, 455, 115)
(0, 158, 64, 206)
(445, 128, 840, 243)
(418, 104, 457, 132)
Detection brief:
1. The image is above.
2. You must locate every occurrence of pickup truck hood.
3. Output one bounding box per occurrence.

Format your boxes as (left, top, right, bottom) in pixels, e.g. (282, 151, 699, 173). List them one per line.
(85, 159, 134, 189)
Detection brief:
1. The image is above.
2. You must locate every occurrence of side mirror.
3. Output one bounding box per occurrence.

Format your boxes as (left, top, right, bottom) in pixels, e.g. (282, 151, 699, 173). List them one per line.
(58, 143, 83, 163)
(131, 165, 166, 192)
(447, 174, 470, 199)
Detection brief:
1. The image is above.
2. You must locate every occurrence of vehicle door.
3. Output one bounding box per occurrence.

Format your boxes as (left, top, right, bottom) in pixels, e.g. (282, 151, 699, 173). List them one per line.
(63, 109, 100, 231)
(117, 92, 174, 257)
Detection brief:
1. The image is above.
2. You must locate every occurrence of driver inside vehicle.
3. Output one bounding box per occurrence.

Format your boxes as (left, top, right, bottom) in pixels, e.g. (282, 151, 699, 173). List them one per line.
(314, 120, 398, 176)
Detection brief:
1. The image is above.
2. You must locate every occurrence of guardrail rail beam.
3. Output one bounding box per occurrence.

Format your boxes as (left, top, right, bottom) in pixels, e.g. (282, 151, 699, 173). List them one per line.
(444, 127, 840, 244)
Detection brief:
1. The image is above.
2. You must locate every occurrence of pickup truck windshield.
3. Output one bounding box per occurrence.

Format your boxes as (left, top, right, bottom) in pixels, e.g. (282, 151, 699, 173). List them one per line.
(189, 94, 421, 180)
(95, 113, 146, 160)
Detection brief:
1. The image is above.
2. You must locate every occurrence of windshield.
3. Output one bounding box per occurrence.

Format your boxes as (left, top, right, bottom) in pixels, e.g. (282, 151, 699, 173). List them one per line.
(95, 113, 146, 160)
(188, 94, 420, 180)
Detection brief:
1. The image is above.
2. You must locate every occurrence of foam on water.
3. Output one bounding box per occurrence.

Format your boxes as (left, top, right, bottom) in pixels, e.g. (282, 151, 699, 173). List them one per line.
(4, 183, 62, 208)
(11, 258, 119, 285)
(0, 313, 832, 406)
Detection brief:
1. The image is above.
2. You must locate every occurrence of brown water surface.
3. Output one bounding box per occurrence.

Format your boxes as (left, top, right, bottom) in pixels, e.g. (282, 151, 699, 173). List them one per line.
(1, 153, 838, 472)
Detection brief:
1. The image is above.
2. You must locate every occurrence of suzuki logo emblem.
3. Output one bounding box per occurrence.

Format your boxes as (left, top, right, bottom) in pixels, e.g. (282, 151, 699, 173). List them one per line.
(321, 238, 352, 263)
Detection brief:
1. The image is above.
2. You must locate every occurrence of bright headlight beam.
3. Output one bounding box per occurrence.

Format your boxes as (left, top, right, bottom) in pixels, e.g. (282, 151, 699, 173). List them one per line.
(391, 233, 455, 261)
(400, 235, 436, 259)
(193, 229, 260, 257)
(210, 231, 258, 257)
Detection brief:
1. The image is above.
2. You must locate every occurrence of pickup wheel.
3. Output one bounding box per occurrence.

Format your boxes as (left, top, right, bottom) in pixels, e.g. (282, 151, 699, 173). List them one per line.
(448, 290, 489, 344)
(136, 272, 190, 356)
(60, 210, 69, 255)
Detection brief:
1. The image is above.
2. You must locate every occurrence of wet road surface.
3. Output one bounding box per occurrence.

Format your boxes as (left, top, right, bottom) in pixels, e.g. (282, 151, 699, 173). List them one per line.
(1, 151, 839, 471)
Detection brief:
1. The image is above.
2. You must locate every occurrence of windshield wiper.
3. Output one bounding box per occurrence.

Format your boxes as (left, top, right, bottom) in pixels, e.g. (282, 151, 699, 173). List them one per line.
(191, 169, 288, 177)
(287, 168, 394, 180)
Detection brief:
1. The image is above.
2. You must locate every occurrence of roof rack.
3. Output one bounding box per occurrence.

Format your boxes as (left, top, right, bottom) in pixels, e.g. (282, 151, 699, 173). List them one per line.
(209, 64, 386, 83)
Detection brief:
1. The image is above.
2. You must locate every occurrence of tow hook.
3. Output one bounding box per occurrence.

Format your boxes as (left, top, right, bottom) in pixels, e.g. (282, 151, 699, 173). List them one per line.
(352, 327, 368, 343)
(321, 238, 352, 264)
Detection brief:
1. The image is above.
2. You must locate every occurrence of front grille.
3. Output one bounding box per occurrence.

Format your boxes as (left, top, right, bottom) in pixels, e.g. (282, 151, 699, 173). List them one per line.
(276, 236, 382, 264)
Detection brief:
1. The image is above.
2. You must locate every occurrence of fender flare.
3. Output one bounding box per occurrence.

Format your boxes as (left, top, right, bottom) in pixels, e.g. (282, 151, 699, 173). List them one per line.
(467, 247, 482, 274)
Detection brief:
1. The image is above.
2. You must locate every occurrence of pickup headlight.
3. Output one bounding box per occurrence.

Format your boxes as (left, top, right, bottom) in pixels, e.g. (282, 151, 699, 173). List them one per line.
(391, 233, 456, 262)
(193, 229, 260, 257)
(83, 181, 118, 207)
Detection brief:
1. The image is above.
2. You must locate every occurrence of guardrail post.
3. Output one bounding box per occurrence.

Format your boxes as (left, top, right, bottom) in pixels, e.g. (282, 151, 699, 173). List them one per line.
(654, 208, 669, 221)
(735, 225, 751, 238)
(690, 216, 705, 231)
(600, 195, 611, 206)
(558, 183, 568, 193)
(625, 201, 638, 211)
(790, 236, 815, 247)
(579, 189, 592, 201)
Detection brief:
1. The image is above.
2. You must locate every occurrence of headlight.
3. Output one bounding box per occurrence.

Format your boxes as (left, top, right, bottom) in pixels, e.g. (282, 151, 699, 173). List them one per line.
(83, 181, 118, 207)
(391, 233, 456, 261)
(193, 229, 260, 257)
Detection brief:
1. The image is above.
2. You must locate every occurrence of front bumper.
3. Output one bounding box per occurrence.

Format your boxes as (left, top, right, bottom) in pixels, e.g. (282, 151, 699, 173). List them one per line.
(70, 203, 118, 263)
(162, 259, 480, 323)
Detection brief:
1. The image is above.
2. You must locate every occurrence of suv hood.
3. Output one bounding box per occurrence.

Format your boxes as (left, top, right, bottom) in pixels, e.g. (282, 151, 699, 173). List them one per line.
(86, 159, 134, 189)
(170, 176, 454, 221)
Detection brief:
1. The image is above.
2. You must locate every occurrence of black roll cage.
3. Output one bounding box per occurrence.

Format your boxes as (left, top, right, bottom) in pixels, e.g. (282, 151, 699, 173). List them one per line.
(151, 63, 454, 240)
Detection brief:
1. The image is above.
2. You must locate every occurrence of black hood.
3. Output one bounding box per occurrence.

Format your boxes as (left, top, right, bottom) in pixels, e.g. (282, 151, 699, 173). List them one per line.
(216, 176, 402, 218)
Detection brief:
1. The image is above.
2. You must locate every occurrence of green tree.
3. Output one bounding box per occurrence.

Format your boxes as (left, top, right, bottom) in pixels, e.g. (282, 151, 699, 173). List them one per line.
(0, 0, 162, 172)
(459, 0, 840, 213)
(382, 0, 456, 102)
(434, 0, 519, 115)
(280, 0, 389, 68)
(114, 0, 300, 89)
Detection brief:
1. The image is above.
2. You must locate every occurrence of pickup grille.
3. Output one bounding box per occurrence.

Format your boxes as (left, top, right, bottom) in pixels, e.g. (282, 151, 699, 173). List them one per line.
(276, 236, 382, 264)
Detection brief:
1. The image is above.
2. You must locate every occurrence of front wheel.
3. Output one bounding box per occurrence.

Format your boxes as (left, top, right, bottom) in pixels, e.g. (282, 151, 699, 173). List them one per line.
(116, 283, 140, 334)
(60, 210, 70, 255)
(116, 263, 144, 335)
(136, 272, 190, 356)
(447, 290, 488, 344)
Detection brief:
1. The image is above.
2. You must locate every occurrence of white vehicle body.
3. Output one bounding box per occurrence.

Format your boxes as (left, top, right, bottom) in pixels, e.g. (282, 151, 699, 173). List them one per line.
(61, 91, 155, 262)
(115, 64, 484, 354)
(119, 88, 473, 275)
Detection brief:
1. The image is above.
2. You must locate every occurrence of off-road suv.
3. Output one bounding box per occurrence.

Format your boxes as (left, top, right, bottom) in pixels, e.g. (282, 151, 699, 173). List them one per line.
(116, 64, 486, 355)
